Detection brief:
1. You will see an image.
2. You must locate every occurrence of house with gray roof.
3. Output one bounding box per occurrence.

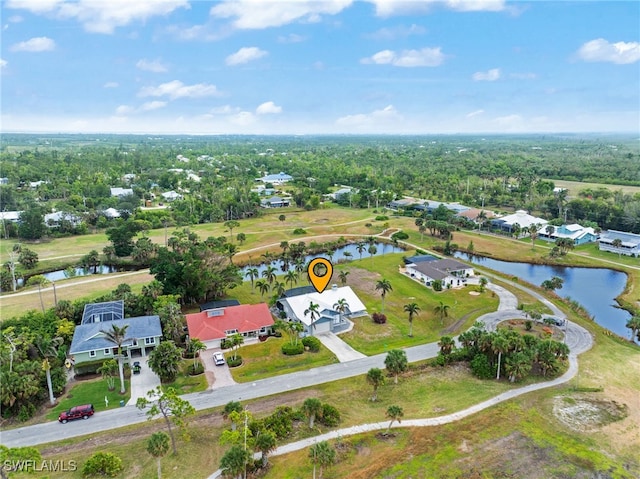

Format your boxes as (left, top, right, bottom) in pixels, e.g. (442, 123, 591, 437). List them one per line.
(260, 196, 291, 208)
(404, 258, 474, 289)
(598, 230, 640, 257)
(70, 300, 162, 364)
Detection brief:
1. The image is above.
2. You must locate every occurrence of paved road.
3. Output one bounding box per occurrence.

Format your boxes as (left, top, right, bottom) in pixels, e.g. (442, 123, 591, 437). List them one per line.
(0, 279, 593, 448)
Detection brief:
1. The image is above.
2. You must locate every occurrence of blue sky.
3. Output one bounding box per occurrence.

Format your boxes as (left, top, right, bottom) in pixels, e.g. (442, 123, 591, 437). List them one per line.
(1, 0, 639, 135)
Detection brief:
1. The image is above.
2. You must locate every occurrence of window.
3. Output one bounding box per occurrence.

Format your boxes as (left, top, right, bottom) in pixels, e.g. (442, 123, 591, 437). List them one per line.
(104, 348, 111, 355)
(89, 350, 96, 358)
(225, 329, 238, 336)
(145, 337, 155, 345)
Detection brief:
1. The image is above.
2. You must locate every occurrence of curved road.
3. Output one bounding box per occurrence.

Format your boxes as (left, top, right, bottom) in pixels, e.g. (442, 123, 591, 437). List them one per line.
(0, 277, 593, 450)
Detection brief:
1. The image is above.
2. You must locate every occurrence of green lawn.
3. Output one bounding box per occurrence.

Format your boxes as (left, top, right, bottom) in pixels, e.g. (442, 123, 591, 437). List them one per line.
(46, 378, 131, 421)
(169, 360, 208, 395)
(228, 336, 339, 382)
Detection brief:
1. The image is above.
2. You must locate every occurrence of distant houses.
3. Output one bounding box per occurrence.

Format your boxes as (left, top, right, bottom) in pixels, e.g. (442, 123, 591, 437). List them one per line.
(490, 210, 548, 234)
(537, 224, 598, 245)
(260, 196, 291, 208)
(598, 230, 640, 257)
(256, 172, 293, 185)
(276, 285, 367, 336)
(110, 187, 134, 198)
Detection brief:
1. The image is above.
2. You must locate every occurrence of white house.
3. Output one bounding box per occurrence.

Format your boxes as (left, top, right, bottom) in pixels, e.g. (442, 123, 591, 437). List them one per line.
(404, 258, 474, 289)
(110, 187, 134, 198)
(598, 230, 640, 257)
(276, 285, 367, 336)
(257, 172, 293, 185)
(537, 224, 598, 245)
(161, 191, 182, 202)
(490, 210, 548, 234)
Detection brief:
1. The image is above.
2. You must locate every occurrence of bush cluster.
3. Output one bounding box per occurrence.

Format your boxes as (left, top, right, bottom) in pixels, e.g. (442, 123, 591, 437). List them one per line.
(281, 342, 304, 355)
(375, 215, 389, 221)
(226, 355, 243, 367)
(391, 230, 409, 240)
(372, 312, 387, 324)
(292, 228, 307, 235)
(82, 452, 123, 478)
(302, 336, 321, 352)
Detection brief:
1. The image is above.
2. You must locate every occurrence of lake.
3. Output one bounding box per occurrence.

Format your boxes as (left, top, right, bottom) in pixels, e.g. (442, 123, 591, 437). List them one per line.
(455, 252, 634, 342)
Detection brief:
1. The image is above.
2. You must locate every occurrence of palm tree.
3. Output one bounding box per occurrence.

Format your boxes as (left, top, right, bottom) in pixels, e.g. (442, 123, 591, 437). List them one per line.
(333, 298, 349, 325)
(304, 302, 321, 332)
(188, 338, 206, 370)
(384, 349, 408, 384)
(476, 210, 487, 231)
(356, 241, 366, 260)
(529, 223, 541, 249)
(375, 279, 393, 313)
(262, 265, 277, 285)
(272, 280, 286, 298)
(504, 352, 532, 383)
(101, 324, 131, 394)
(368, 244, 378, 264)
(245, 267, 259, 293)
(478, 277, 488, 293)
(26, 274, 48, 313)
(366, 367, 385, 401)
(403, 303, 420, 337)
(309, 441, 336, 479)
(434, 301, 450, 326)
(285, 270, 297, 289)
(35, 336, 63, 406)
(626, 315, 640, 342)
(492, 333, 509, 380)
(385, 405, 404, 434)
(220, 444, 251, 479)
(438, 335, 456, 356)
(302, 397, 323, 428)
(338, 270, 350, 286)
(255, 279, 270, 299)
(612, 238, 623, 258)
(147, 432, 170, 478)
(254, 430, 277, 467)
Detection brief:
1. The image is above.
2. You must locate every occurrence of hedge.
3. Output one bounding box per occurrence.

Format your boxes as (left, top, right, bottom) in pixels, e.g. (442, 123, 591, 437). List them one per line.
(281, 342, 304, 355)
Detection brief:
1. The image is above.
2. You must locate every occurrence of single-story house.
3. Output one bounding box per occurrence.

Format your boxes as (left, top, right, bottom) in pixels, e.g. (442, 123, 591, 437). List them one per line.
(110, 187, 134, 198)
(403, 254, 439, 265)
(44, 211, 83, 228)
(0, 178, 8, 185)
(276, 285, 367, 336)
(404, 258, 474, 288)
(161, 190, 183, 202)
(0, 211, 22, 223)
(327, 188, 355, 201)
(456, 208, 499, 223)
(102, 207, 121, 218)
(387, 198, 415, 210)
(490, 210, 548, 234)
(186, 303, 274, 349)
(537, 224, 598, 245)
(598, 230, 640, 257)
(69, 315, 162, 365)
(261, 196, 291, 208)
(257, 172, 293, 185)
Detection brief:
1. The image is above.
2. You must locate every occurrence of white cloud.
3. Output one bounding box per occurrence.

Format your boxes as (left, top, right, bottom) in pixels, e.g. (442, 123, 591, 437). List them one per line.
(472, 68, 500, 81)
(366, 24, 426, 41)
(103, 81, 119, 88)
(6, 0, 189, 34)
(0, 59, 7, 69)
(367, 0, 504, 16)
(361, 47, 445, 67)
(210, 0, 352, 29)
(140, 101, 167, 111)
(277, 33, 306, 44)
(336, 105, 403, 129)
(115, 105, 135, 115)
(138, 80, 222, 100)
(225, 47, 268, 66)
(256, 101, 282, 115)
(466, 109, 484, 118)
(210, 105, 240, 115)
(136, 58, 168, 73)
(10, 36, 55, 52)
(577, 38, 640, 65)
(230, 111, 256, 126)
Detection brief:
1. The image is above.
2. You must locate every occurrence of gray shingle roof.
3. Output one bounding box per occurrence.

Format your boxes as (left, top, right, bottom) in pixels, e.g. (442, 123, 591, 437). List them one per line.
(70, 316, 162, 355)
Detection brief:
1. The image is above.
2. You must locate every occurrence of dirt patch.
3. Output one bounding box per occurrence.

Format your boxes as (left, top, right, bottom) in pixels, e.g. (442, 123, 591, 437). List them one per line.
(552, 395, 629, 432)
(333, 267, 381, 297)
(469, 291, 480, 296)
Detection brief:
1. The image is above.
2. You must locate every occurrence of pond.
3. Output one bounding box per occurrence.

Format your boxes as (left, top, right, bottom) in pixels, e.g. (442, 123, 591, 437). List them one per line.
(19, 265, 118, 286)
(240, 241, 402, 277)
(455, 252, 635, 342)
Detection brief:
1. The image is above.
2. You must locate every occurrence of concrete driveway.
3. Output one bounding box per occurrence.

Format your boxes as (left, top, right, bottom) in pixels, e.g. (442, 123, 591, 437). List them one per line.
(127, 358, 160, 406)
(316, 332, 366, 362)
(200, 348, 237, 389)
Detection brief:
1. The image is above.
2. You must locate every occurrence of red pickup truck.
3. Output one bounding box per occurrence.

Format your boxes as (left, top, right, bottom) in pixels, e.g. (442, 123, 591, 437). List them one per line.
(58, 404, 94, 423)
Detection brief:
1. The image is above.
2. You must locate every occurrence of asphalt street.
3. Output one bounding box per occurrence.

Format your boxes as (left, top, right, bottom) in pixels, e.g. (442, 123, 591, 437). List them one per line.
(0, 278, 593, 448)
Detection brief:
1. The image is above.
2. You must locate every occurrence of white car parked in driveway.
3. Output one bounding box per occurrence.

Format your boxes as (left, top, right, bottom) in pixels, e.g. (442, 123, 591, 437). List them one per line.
(213, 352, 226, 366)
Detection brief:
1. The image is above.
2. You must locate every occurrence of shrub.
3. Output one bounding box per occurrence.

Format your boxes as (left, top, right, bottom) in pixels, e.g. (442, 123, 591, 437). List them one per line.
(375, 215, 389, 221)
(302, 336, 321, 352)
(260, 406, 295, 439)
(525, 320, 533, 331)
(82, 452, 123, 477)
(372, 312, 387, 324)
(189, 363, 204, 375)
(18, 404, 36, 422)
(432, 279, 443, 292)
(365, 223, 372, 228)
(319, 404, 341, 427)
(391, 231, 409, 240)
(470, 354, 495, 379)
(281, 342, 304, 355)
(227, 355, 243, 367)
(292, 228, 307, 235)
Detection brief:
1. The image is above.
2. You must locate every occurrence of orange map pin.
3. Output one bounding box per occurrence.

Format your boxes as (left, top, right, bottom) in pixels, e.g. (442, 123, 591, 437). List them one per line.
(307, 258, 333, 293)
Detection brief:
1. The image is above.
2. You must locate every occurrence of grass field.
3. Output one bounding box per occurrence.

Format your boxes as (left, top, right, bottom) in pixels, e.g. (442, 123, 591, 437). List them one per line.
(549, 179, 640, 197)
